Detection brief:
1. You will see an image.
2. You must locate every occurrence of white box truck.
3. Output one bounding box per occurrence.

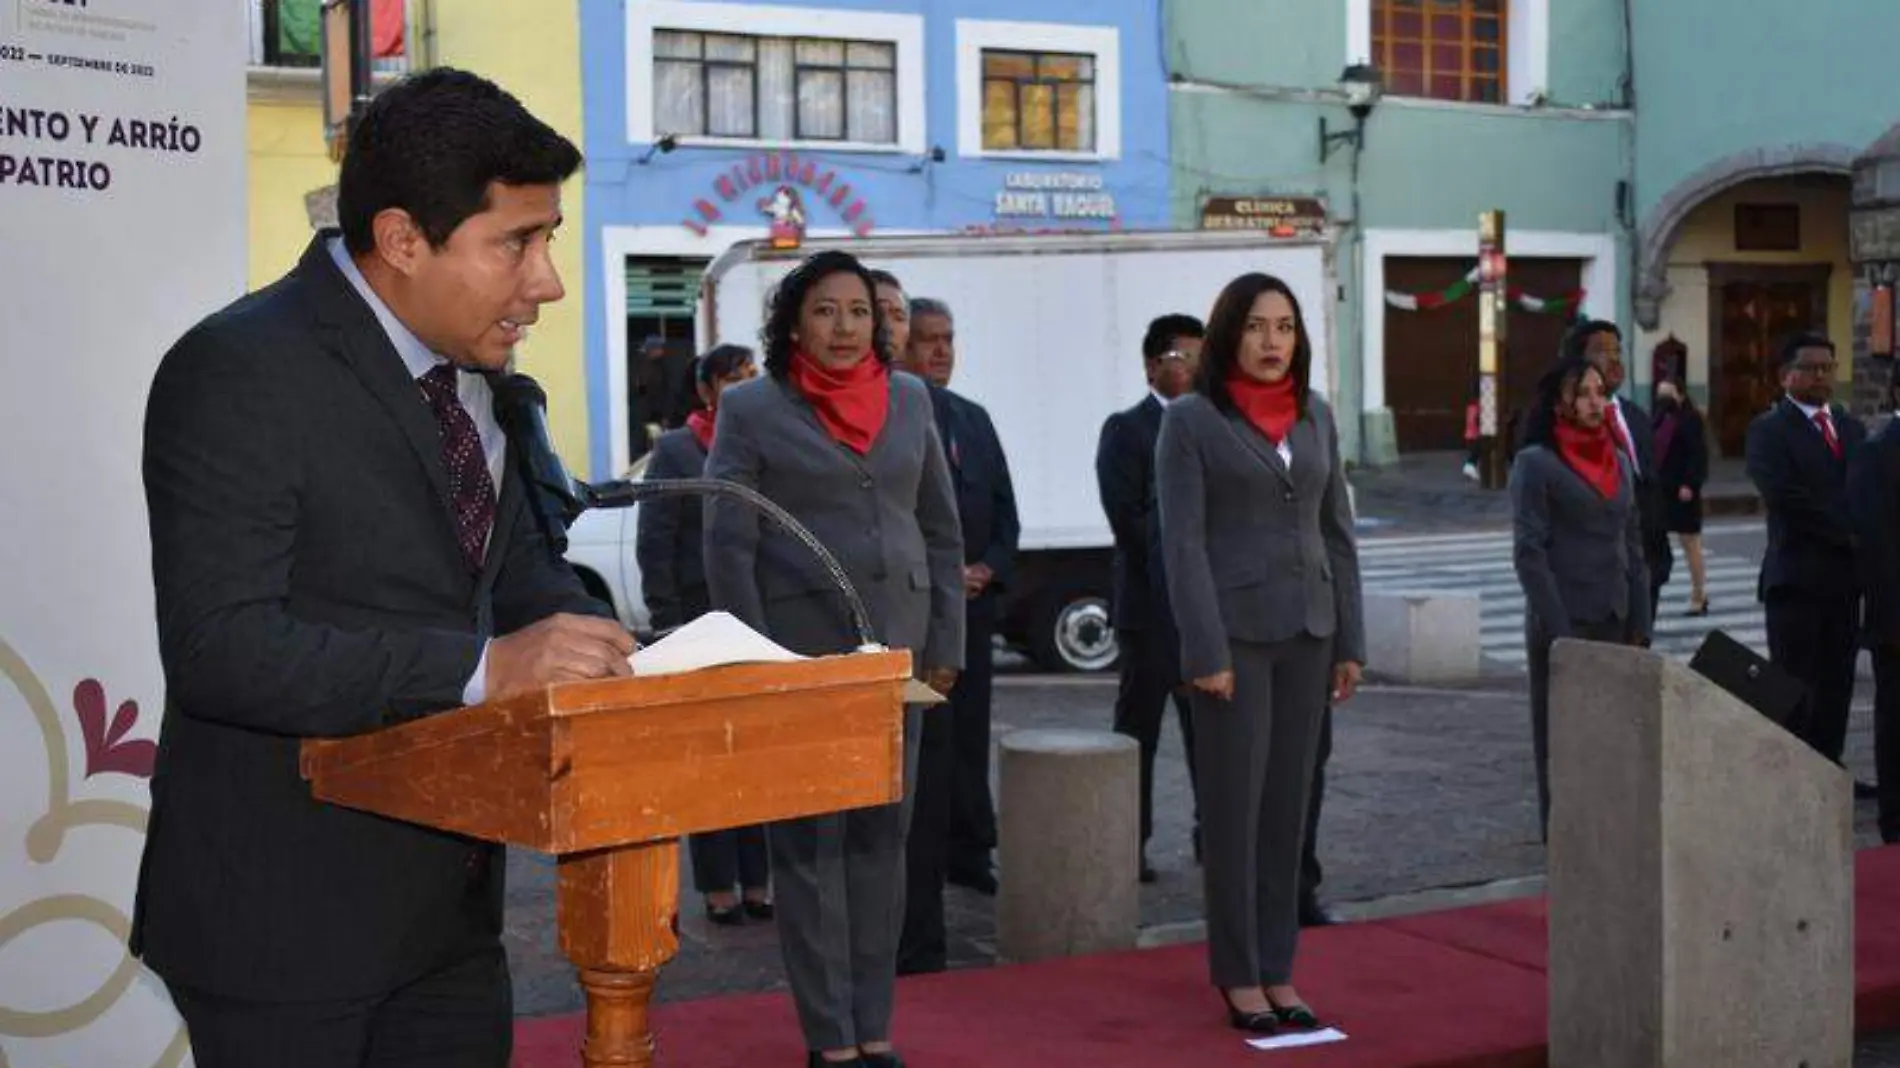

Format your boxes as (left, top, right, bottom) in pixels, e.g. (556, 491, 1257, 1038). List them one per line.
(566, 229, 1338, 672)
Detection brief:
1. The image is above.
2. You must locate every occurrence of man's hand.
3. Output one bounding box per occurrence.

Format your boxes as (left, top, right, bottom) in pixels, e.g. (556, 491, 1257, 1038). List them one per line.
(1331, 661, 1363, 703)
(1677, 486, 1695, 503)
(486, 614, 636, 701)
(963, 563, 994, 599)
(1191, 670, 1235, 701)
(922, 666, 959, 695)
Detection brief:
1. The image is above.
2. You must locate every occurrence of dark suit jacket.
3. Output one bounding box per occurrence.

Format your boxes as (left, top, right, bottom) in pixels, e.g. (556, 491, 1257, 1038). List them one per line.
(1096, 395, 1168, 633)
(1613, 395, 1672, 585)
(929, 385, 1020, 587)
(1654, 403, 1709, 494)
(1509, 444, 1651, 639)
(1746, 397, 1866, 602)
(704, 371, 965, 669)
(1850, 420, 1900, 647)
(1156, 393, 1365, 681)
(635, 426, 710, 631)
(131, 234, 607, 1002)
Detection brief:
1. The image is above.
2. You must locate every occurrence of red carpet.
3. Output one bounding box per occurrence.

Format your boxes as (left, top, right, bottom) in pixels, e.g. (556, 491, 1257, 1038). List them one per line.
(514, 846, 1900, 1067)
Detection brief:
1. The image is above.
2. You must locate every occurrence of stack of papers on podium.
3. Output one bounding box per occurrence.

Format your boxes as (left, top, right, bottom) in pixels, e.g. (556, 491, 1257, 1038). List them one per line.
(628, 611, 946, 705)
(630, 611, 806, 677)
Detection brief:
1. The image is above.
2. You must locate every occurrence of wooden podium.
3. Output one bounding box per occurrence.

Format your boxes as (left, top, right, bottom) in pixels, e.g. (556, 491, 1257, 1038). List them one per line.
(300, 649, 912, 1067)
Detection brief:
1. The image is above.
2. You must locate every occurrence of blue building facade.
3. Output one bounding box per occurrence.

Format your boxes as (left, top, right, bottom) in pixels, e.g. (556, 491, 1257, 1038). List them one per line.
(579, 0, 1172, 476)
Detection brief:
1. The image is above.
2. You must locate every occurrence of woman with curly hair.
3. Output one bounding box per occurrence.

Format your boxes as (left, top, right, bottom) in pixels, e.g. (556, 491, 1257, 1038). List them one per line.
(704, 250, 965, 1068)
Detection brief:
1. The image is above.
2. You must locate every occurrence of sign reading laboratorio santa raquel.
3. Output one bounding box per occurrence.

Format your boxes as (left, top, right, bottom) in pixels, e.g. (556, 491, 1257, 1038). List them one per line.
(0, 1, 244, 1065)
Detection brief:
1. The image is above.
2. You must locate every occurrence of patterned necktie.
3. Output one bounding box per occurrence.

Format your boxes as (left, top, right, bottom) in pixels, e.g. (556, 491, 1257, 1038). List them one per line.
(1814, 408, 1843, 459)
(418, 364, 496, 572)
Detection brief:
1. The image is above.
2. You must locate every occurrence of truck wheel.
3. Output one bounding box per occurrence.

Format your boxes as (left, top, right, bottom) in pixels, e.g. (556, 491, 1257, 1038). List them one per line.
(1025, 583, 1119, 673)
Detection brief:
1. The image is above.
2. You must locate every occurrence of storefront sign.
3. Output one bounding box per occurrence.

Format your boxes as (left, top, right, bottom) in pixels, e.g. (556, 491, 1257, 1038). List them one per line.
(992, 171, 1117, 222)
(1199, 196, 1329, 235)
(680, 150, 875, 238)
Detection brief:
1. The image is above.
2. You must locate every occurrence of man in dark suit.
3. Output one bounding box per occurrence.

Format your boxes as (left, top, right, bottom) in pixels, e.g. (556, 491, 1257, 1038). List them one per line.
(1096, 314, 1203, 884)
(1749, 331, 1865, 765)
(132, 70, 632, 1067)
(900, 297, 1019, 907)
(1563, 319, 1673, 623)
(1850, 361, 1900, 842)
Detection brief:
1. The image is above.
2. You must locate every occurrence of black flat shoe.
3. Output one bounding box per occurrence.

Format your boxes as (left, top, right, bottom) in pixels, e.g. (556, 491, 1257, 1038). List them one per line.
(860, 1051, 905, 1068)
(1219, 992, 1279, 1034)
(705, 901, 745, 926)
(743, 898, 775, 920)
(806, 1054, 864, 1068)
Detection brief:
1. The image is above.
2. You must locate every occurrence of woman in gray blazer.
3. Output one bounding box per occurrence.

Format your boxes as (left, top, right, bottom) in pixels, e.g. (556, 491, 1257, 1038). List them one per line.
(637, 343, 773, 926)
(1511, 355, 1651, 840)
(704, 250, 964, 1068)
(1157, 273, 1365, 1033)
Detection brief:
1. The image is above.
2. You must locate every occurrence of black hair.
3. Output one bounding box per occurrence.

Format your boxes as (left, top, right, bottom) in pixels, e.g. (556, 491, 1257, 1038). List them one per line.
(1195, 274, 1312, 418)
(1142, 314, 1206, 361)
(867, 269, 904, 292)
(1778, 331, 1835, 370)
(338, 68, 582, 255)
(1522, 355, 1605, 450)
(1558, 319, 1621, 362)
(760, 250, 890, 376)
(695, 343, 756, 387)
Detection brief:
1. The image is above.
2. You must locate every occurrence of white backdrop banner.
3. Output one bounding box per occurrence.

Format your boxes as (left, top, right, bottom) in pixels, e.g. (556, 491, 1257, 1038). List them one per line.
(0, 1, 245, 1065)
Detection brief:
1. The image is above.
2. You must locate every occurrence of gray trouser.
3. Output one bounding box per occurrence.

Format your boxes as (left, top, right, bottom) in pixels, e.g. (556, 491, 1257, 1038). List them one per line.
(1190, 634, 1330, 988)
(770, 705, 924, 1050)
(1526, 613, 1627, 841)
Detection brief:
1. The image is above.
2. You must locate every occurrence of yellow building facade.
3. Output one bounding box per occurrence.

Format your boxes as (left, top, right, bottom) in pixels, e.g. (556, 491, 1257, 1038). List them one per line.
(245, 0, 590, 460)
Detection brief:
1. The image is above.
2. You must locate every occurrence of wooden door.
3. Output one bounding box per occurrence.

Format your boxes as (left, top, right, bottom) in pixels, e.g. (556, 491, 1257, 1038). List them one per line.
(1708, 265, 1828, 456)
(1383, 257, 1583, 451)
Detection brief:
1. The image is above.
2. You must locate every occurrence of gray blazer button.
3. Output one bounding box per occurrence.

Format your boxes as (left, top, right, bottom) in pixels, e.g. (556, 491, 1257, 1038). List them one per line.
(860, 477, 874, 489)
(1283, 491, 1296, 503)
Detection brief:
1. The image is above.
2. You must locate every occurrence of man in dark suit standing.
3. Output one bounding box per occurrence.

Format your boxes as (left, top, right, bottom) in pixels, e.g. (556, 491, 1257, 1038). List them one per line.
(1749, 331, 1865, 765)
(1564, 319, 1673, 622)
(1096, 314, 1204, 884)
(1850, 361, 1900, 842)
(132, 70, 632, 1067)
(903, 297, 1019, 903)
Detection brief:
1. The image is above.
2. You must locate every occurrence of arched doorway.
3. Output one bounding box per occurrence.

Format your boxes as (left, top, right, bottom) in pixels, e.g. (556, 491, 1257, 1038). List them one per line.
(1635, 147, 1858, 456)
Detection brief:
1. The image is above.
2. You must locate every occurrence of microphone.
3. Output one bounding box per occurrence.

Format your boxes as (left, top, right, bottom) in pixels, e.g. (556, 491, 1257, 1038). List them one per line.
(490, 373, 879, 651)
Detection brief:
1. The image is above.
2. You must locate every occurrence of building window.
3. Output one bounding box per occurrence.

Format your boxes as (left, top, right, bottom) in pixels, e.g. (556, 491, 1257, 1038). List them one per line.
(248, 0, 408, 72)
(653, 30, 897, 145)
(979, 51, 1095, 153)
(1372, 0, 1505, 104)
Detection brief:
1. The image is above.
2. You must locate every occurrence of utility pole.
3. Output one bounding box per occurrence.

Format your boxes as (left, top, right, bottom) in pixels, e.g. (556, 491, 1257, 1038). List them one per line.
(319, 0, 373, 163)
(1477, 209, 1509, 490)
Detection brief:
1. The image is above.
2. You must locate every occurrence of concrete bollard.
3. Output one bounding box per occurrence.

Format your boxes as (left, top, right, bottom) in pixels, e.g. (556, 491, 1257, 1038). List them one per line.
(995, 728, 1140, 964)
(1363, 589, 1482, 683)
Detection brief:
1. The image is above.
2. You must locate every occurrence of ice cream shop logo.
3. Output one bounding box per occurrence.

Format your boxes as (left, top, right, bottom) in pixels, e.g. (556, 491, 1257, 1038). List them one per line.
(681, 152, 875, 238)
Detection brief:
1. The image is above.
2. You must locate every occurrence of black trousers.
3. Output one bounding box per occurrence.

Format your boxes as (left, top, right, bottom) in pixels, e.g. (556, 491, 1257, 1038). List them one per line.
(1528, 614, 1631, 841)
(165, 945, 511, 1068)
(1766, 588, 1861, 764)
(898, 704, 956, 973)
(1112, 624, 1199, 847)
(946, 592, 998, 876)
(689, 825, 771, 896)
(1299, 705, 1332, 904)
(1877, 646, 1900, 845)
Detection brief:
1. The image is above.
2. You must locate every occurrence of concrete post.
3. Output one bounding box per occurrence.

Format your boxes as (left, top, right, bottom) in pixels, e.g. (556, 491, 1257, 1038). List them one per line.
(1547, 640, 1852, 1068)
(995, 728, 1140, 964)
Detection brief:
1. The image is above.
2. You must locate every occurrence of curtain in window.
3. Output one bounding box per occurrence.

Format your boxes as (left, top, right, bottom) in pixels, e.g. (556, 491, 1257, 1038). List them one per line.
(759, 39, 795, 140)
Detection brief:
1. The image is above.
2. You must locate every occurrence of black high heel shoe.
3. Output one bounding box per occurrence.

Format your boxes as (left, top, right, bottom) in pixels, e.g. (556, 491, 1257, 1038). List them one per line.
(806, 1053, 864, 1068)
(860, 1050, 905, 1068)
(1265, 994, 1323, 1030)
(704, 900, 745, 926)
(743, 897, 775, 920)
(1219, 991, 1279, 1033)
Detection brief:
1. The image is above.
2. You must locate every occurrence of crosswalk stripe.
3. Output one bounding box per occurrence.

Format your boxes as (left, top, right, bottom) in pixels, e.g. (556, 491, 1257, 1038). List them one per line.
(1355, 530, 1766, 671)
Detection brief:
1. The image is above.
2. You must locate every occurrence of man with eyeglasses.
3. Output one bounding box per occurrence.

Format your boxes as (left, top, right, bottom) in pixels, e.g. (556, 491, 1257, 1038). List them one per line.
(1746, 331, 1866, 766)
(1097, 314, 1205, 885)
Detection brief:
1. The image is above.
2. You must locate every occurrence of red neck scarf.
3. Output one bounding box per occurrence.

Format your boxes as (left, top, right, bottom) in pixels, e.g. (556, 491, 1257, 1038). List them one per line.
(789, 348, 889, 455)
(686, 408, 716, 451)
(1226, 370, 1299, 444)
(1554, 420, 1622, 499)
